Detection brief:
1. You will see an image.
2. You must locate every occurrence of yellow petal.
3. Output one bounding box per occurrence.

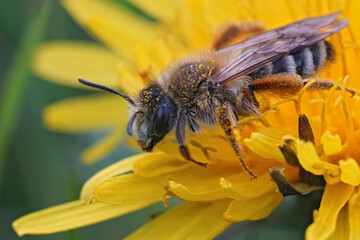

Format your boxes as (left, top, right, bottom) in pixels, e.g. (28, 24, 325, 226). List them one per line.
(306, 182, 353, 240)
(80, 154, 144, 202)
(134, 39, 177, 74)
(296, 140, 323, 175)
(95, 163, 233, 204)
(164, 164, 265, 201)
(62, 0, 157, 58)
(164, 178, 225, 201)
(128, 0, 179, 22)
(155, 131, 235, 164)
(256, 126, 296, 140)
(344, 3, 360, 89)
(94, 173, 165, 205)
(81, 125, 126, 164)
(339, 158, 360, 186)
(33, 41, 120, 88)
(177, 0, 214, 49)
(252, 0, 299, 28)
(326, 206, 349, 240)
(12, 200, 149, 237)
(133, 153, 190, 177)
(166, 164, 264, 200)
(116, 62, 144, 95)
(125, 201, 231, 240)
(43, 94, 127, 133)
(97, 157, 258, 204)
(296, 140, 340, 181)
(349, 190, 360, 240)
(223, 191, 282, 222)
(321, 130, 342, 155)
(244, 132, 286, 163)
(205, 0, 250, 27)
(220, 173, 277, 200)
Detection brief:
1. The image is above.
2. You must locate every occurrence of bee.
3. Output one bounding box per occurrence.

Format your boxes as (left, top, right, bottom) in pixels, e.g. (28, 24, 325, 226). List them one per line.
(79, 13, 348, 178)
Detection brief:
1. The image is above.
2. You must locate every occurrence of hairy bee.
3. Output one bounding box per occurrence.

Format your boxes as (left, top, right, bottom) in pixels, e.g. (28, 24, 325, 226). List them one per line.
(79, 13, 348, 178)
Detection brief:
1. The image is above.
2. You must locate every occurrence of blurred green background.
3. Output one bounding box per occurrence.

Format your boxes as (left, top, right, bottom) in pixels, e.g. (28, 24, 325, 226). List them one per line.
(0, 1, 322, 239)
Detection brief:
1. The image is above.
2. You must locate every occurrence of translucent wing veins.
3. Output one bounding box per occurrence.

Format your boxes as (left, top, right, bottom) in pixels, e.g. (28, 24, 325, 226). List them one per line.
(214, 12, 348, 84)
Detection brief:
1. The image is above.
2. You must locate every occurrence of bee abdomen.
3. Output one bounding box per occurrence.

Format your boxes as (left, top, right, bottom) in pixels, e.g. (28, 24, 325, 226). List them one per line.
(249, 41, 334, 79)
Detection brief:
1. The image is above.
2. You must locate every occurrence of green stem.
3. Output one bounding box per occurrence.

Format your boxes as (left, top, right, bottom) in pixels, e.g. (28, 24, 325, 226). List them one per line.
(0, 1, 52, 187)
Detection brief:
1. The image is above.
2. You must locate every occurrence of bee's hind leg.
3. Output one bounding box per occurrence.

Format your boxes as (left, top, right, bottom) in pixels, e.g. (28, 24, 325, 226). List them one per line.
(216, 103, 256, 179)
(247, 75, 355, 97)
(211, 22, 265, 50)
(303, 78, 355, 96)
(176, 110, 207, 167)
(248, 74, 304, 98)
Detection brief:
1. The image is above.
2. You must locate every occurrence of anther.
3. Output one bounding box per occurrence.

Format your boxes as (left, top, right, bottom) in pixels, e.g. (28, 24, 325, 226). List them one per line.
(279, 139, 300, 167)
(298, 114, 315, 143)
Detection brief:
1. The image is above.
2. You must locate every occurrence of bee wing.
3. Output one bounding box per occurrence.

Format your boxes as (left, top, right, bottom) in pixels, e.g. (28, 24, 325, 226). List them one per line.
(213, 12, 348, 84)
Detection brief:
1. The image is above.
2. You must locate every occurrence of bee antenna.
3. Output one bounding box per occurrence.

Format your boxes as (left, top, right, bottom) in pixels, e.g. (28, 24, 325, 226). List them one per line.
(78, 78, 135, 105)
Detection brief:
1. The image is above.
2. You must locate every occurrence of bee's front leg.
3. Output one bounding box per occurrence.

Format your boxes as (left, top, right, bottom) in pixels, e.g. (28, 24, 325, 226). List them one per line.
(216, 103, 256, 179)
(176, 110, 207, 167)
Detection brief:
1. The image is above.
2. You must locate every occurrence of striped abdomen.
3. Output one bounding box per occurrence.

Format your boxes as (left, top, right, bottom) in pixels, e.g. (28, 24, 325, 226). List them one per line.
(248, 41, 334, 79)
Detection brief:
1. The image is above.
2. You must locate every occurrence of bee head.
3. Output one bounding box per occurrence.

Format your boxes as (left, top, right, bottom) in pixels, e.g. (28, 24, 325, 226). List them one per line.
(78, 79, 177, 152)
(128, 84, 178, 151)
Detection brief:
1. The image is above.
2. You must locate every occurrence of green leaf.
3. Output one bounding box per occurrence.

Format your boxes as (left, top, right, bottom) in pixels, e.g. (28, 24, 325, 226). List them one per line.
(0, 1, 52, 187)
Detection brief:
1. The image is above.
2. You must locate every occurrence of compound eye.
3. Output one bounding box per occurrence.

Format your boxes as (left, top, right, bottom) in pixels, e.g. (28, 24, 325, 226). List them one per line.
(153, 104, 169, 137)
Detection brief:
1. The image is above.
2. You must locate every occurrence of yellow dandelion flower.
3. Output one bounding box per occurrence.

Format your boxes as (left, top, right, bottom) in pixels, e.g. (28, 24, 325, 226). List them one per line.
(12, 0, 360, 239)
(246, 76, 360, 239)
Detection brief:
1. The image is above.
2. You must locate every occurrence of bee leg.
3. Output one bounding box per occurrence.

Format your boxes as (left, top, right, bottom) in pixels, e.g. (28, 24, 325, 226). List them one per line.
(212, 22, 265, 50)
(303, 78, 356, 96)
(176, 110, 207, 167)
(238, 86, 260, 115)
(248, 74, 303, 97)
(216, 103, 256, 178)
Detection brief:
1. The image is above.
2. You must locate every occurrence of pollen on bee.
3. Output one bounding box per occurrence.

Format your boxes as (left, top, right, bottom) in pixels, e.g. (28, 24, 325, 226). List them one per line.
(233, 129, 242, 143)
(250, 75, 303, 97)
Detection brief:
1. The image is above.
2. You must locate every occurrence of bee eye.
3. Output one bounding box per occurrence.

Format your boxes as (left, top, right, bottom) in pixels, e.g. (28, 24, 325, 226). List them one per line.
(153, 104, 169, 137)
